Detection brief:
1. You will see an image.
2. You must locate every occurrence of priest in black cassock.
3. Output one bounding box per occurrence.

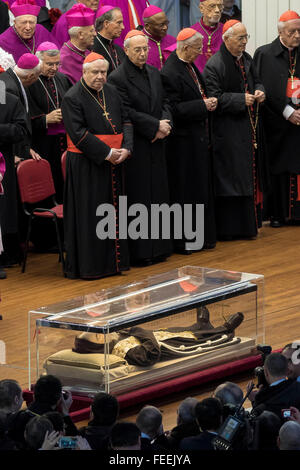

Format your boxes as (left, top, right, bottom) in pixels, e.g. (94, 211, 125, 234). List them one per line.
(61, 52, 133, 280)
(27, 41, 72, 202)
(0, 91, 28, 275)
(108, 30, 173, 266)
(203, 20, 268, 240)
(92, 5, 126, 75)
(161, 28, 217, 253)
(253, 11, 300, 227)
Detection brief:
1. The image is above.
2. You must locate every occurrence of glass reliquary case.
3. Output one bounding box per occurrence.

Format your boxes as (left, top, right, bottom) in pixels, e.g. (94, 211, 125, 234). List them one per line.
(28, 266, 264, 396)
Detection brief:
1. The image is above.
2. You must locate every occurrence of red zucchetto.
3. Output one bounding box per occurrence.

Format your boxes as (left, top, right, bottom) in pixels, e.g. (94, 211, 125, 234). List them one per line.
(83, 52, 105, 64)
(124, 30, 146, 41)
(177, 28, 197, 41)
(223, 20, 241, 34)
(279, 10, 300, 22)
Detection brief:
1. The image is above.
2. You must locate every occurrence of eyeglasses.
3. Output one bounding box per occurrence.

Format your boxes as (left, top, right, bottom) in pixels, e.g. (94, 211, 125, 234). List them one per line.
(204, 3, 224, 12)
(235, 34, 250, 42)
(285, 29, 300, 37)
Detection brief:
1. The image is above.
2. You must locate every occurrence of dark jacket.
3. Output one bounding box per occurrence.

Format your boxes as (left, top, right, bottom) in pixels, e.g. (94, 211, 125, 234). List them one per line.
(0, 1, 9, 35)
(180, 431, 217, 451)
(253, 379, 300, 421)
(253, 37, 300, 174)
(167, 421, 200, 449)
(92, 33, 125, 75)
(0, 68, 32, 159)
(203, 44, 267, 198)
(79, 423, 112, 450)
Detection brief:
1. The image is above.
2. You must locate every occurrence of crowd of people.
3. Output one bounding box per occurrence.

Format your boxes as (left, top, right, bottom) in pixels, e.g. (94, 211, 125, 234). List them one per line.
(1, 346, 300, 451)
(0, 0, 299, 281)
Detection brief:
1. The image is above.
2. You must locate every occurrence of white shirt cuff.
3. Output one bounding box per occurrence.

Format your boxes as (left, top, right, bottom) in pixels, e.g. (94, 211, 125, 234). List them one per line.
(105, 149, 112, 160)
(283, 105, 295, 120)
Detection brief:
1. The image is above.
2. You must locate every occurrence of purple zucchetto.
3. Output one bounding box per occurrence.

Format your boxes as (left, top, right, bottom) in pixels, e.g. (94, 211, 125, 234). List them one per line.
(17, 53, 40, 69)
(36, 42, 59, 52)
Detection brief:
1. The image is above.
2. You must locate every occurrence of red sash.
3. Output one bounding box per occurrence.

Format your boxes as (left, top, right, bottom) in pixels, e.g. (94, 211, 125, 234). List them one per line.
(67, 133, 123, 154)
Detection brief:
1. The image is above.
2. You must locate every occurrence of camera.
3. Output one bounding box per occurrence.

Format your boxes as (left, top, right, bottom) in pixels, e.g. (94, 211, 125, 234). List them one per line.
(213, 384, 254, 451)
(282, 409, 292, 419)
(58, 436, 77, 449)
(253, 345, 272, 388)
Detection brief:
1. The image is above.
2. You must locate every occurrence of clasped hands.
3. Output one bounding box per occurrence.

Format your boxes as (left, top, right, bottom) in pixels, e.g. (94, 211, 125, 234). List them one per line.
(288, 109, 300, 126)
(204, 97, 218, 112)
(46, 108, 63, 125)
(106, 148, 130, 165)
(245, 90, 266, 106)
(151, 119, 172, 143)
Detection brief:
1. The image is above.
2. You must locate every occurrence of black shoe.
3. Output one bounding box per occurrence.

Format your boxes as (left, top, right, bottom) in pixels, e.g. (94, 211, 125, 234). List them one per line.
(0, 268, 7, 279)
(203, 242, 216, 250)
(197, 306, 214, 330)
(224, 312, 244, 333)
(270, 217, 284, 228)
(131, 258, 153, 267)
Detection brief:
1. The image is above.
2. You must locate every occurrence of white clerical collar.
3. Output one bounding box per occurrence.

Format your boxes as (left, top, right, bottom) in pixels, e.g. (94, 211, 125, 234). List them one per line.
(279, 37, 294, 51)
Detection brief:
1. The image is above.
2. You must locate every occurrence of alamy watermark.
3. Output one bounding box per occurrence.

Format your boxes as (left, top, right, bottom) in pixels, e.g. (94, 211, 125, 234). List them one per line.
(96, 196, 204, 251)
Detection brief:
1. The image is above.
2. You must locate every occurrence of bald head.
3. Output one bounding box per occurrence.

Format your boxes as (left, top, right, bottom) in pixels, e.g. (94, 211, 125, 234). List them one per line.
(278, 421, 300, 450)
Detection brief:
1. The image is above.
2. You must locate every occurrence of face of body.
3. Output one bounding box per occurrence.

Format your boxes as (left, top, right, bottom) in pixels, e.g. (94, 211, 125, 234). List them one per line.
(223, 0, 235, 10)
(40, 52, 60, 78)
(103, 9, 124, 40)
(78, 0, 99, 12)
(14, 15, 37, 40)
(199, 0, 224, 26)
(180, 37, 203, 63)
(79, 25, 96, 49)
(144, 11, 169, 40)
(224, 23, 249, 57)
(83, 59, 108, 91)
(279, 19, 300, 49)
(125, 35, 149, 68)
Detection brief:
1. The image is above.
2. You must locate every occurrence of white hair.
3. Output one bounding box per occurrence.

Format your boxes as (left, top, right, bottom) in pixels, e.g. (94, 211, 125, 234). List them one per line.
(68, 26, 83, 38)
(278, 19, 300, 32)
(0, 47, 15, 70)
(14, 62, 40, 77)
(177, 31, 203, 50)
(36, 49, 59, 60)
(124, 35, 149, 48)
(222, 22, 243, 40)
(82, 58, 109, 72)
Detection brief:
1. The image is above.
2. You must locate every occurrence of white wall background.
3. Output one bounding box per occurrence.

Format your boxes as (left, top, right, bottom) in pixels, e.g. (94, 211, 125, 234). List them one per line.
(242, 0, 300, 55)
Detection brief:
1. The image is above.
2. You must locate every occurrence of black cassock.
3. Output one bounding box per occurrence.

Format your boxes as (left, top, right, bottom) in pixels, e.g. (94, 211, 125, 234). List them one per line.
(61, 80, 133, 280)
(108, 56, 173, 262)
(26, 72, 72, 203)
(254, 38, 300, 222)
(92, 33, 125, 75)
(0, 1, 9, 35)
(0, 92, 28, 256)
(161, 51, 216, 251)
(203, 43, 268, 239)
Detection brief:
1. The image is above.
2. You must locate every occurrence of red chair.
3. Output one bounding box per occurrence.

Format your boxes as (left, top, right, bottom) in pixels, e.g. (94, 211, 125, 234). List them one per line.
(61, 151, 67, 181)
(16, 159, 65, 275)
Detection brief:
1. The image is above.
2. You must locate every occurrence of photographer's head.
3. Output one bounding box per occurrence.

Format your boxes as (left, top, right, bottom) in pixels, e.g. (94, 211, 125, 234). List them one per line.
(277, 421, 300, 450)
(33, 375, 62, 408)
(264, 353, 288, 385)
(214, 382, 243, 407)
(195, 398, 223, 432)
(90, 392, 119, 426)
(177, 397, 199, 426)
(282, 342, 300, 380)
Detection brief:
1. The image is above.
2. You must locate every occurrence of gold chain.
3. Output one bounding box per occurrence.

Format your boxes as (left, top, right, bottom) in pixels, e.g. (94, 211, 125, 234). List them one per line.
(248, 102, 260, 149)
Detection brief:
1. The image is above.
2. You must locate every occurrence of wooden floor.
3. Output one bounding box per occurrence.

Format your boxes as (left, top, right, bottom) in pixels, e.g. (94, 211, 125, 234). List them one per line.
(1, 221, 300, 430)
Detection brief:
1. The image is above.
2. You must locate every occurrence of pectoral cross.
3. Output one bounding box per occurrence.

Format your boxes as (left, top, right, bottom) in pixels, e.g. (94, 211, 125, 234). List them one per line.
(103, 110, 110, 120)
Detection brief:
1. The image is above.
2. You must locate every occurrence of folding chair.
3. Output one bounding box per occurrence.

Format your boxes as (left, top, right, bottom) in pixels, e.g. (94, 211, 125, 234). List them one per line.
(16, 159, 65, 276)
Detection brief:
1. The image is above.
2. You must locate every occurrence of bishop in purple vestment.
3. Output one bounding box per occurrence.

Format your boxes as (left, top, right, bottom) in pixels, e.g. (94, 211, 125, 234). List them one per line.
(52, 0, 99, 48)
(58, 4, 95, 84)
(0, 0, 57, 62)
(142, 5, 175, 71)
(191, 0, 223, 72)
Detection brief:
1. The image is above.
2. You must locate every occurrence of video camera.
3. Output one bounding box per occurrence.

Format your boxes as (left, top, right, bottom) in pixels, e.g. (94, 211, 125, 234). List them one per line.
(212, 384, 254, 451)
(253, 344, 272, 388)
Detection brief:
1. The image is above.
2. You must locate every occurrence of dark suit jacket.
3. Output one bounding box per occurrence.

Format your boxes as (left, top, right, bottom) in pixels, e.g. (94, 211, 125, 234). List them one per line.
(0, 68, 32, 158)
(180, 431, 216, 451)
(0, 1, 9, 35)
(92, 33, 125, 75)
(253, 379, 300, 421)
